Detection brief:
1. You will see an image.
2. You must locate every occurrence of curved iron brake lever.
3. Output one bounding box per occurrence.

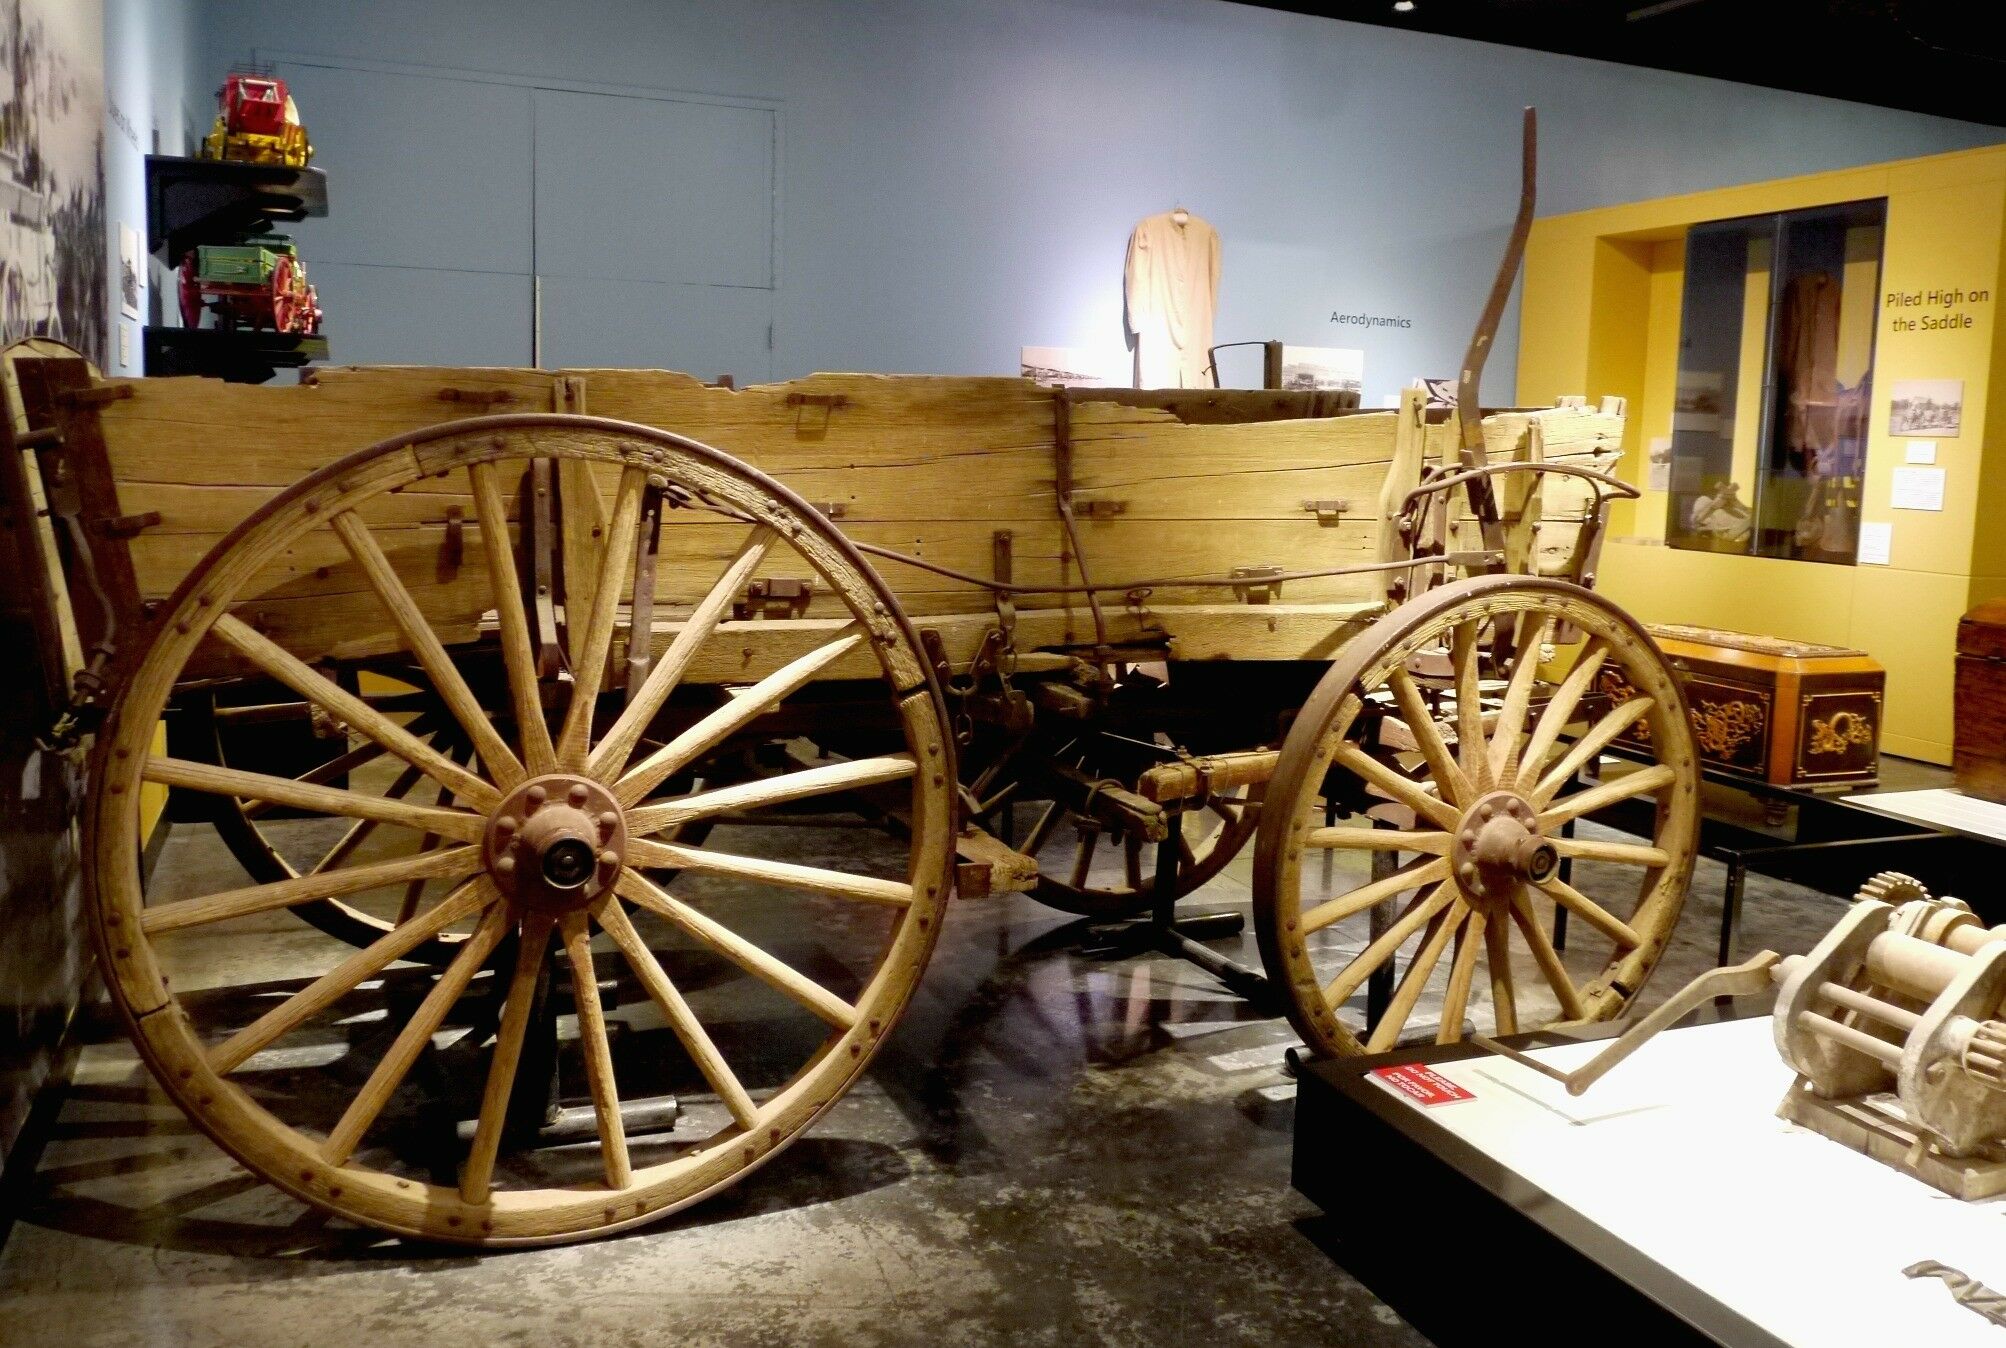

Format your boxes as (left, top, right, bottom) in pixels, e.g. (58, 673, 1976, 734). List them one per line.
(1471, 951, 1782, 1097)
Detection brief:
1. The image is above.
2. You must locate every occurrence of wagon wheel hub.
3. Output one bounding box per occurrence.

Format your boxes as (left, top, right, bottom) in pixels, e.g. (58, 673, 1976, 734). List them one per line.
(1450, 790, 1555, 907)
(484, 773, 627, 913)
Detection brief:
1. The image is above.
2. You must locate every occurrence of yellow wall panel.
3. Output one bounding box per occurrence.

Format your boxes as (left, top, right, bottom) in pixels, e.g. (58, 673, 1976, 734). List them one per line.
(1524, 142, 2006, 766)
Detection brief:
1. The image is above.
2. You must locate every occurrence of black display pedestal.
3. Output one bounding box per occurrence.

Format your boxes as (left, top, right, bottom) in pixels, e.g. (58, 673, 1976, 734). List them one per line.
(144, 327, 328, 383)
(146, 154, 328, 262)
(1291, 1008, 1785, 1348)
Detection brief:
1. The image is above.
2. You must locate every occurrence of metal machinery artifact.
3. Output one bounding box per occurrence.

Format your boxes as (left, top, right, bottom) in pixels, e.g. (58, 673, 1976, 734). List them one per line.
(0, 110, 1703, 1243)
(1479, 872, 2006, 1200)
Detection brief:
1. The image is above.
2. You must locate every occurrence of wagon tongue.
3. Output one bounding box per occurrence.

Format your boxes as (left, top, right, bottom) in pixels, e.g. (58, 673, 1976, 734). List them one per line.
(1453, 106, 1538, 563)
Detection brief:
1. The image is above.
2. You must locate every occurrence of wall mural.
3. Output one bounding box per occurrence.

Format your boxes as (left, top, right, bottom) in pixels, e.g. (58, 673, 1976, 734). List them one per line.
(1, 0, 106, 367)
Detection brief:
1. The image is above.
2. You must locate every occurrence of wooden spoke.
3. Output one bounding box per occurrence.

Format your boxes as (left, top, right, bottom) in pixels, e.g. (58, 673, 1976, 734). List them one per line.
(1303, 826, 1451, 855)
(142, 844, 483, 935)
(207, 879, 495, 1075)
(617, 870, 856, 1028)
(1068, 828, 1099, 887)
(628, 836, 912, 907)
(1536, 875, 1642, 950)
(307, 761, 428, 877)
(1529, 696, 1655, 806)
(589, 526, 776, 780)
(1508, 889, 1585, 1020)
(1387, 667, 1470, 807)
(1538, 763, 1676, 829)
(556, 467, 649, 770)
(561, 911, 630, 1190)
(1437, 908, 1486, 1044)
(323, 905, 509, 1166)
(1177, 828, 1199, 871)
(629, 755, 917, 836)
(1021, 802, 1062, 858)
(470, 461, 556, 776)
(211, 614, 497, 810)
(1483, 908, 1517, 1036)
(1554, 835, 1671, 868)
(1362, 897, 1464, 1053)
(1451, 620, 1488, 791)
(243, 733, 406, 821)
(144, 755, 485, 844)
(1486, 618, 1553, 784)
(1515, 640, 1608, 789)
(1123, 834, 1145, 890)
(1330, 743, 1459, 831)
(461, 913, 553, 1204)
(614, 631, 866, 807)
(309, 816, 382, 878)
(1302, 856, 1448, 934)
(1322, 882, 1456, 1009)
(332, 511, 524, 790)
(596, 900, 760, 1131)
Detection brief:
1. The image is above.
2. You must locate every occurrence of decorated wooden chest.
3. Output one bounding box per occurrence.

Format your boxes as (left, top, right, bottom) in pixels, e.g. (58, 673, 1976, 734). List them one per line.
(1597, 624, 1884, 790)
(1955, 599, 2006, 804)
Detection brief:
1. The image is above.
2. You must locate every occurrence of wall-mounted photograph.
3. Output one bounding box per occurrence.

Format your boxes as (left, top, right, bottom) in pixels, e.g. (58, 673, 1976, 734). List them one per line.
(1280, 344, 1363, 393)
(1019, 345, 1117, 388)
(1889, 378, 1963, 437)
(0, 0, 107, 366)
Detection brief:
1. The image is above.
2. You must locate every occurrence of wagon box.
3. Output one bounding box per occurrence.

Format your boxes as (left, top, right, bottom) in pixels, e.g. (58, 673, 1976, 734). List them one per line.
(191, 243, 284, 285)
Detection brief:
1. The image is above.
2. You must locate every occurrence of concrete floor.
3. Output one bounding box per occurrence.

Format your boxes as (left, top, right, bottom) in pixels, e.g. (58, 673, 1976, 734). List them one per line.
(0, 770, 1919, 1348)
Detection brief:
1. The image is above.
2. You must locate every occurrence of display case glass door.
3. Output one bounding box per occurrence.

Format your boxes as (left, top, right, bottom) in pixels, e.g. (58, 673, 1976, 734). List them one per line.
(1666, 198, 1885, 564)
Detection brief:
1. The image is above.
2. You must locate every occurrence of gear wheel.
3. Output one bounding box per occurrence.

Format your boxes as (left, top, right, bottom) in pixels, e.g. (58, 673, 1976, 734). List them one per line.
(1855, 871, 1931, 907)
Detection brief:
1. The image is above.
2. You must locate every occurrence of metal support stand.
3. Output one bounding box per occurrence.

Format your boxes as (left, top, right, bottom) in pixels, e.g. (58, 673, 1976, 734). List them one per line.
(1080, 806, 1283, 1016)
(449, 935, 680, 1149)
(1366, 847, 1397, 1027)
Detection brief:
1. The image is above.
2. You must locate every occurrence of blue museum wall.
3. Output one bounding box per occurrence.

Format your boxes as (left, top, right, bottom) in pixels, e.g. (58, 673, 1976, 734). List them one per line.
(104, 0, 203, 375)
(193, 0, 1998, 402)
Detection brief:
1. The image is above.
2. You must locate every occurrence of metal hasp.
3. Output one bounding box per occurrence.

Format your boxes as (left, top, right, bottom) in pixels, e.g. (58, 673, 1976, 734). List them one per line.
(1453, 106, 1538, 562)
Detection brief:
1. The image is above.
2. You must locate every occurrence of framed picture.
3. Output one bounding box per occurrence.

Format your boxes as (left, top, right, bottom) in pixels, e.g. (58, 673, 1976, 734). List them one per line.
(1020, 345, 1117, 388)
(119, 222, 142, 320)
(1278, 345, 1362, 394)
(1889, 379, 1963, 438)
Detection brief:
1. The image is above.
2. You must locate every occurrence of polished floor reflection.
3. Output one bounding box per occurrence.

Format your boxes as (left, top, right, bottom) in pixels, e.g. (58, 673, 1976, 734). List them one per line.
(0, 799, 1861, 1347)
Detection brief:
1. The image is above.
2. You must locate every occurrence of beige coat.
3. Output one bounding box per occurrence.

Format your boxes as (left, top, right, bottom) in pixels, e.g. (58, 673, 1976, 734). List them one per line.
(1124, 210, 1220, 388)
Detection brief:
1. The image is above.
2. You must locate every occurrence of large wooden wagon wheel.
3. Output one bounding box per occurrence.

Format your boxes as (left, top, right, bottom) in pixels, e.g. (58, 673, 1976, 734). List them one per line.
(87, 414, 954, 1245)
(1253, 575, 1698, 1057)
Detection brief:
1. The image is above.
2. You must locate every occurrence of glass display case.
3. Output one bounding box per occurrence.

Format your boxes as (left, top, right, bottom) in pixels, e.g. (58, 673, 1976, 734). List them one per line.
(1665, 199, 1886, 563)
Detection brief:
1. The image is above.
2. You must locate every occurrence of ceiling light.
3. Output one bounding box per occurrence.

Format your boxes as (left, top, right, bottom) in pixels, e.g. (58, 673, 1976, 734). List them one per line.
(1393, 1, 1415, 10)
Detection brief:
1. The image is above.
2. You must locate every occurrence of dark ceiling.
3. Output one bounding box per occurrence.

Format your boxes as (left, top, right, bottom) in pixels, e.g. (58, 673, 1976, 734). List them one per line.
(1247, 0, 2006, 126)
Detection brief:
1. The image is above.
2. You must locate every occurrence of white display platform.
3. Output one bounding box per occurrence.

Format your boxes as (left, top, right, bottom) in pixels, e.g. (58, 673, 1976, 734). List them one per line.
(1374, 1015, 2006, 1347)
(1845, 786, 2006, 844)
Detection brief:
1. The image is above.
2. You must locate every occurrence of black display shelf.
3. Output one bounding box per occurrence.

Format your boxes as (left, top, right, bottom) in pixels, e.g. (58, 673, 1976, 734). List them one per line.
(145, 154, 329, 262)
(144, 327, 329, 384)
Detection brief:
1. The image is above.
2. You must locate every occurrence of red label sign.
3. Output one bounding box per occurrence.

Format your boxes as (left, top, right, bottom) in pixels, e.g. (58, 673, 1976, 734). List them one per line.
(1369, 1063, 1475, 1107)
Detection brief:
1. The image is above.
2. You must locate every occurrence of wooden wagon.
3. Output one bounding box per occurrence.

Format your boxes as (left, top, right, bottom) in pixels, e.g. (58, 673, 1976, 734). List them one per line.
(1, 341, 1703, 1245)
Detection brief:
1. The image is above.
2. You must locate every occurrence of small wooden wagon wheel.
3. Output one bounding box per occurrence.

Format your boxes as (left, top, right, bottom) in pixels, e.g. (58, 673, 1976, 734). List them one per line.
(1253, 575, 1698, 1057)
(1024, 764, 1262, 920)
(87, 414, 954, 1245)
